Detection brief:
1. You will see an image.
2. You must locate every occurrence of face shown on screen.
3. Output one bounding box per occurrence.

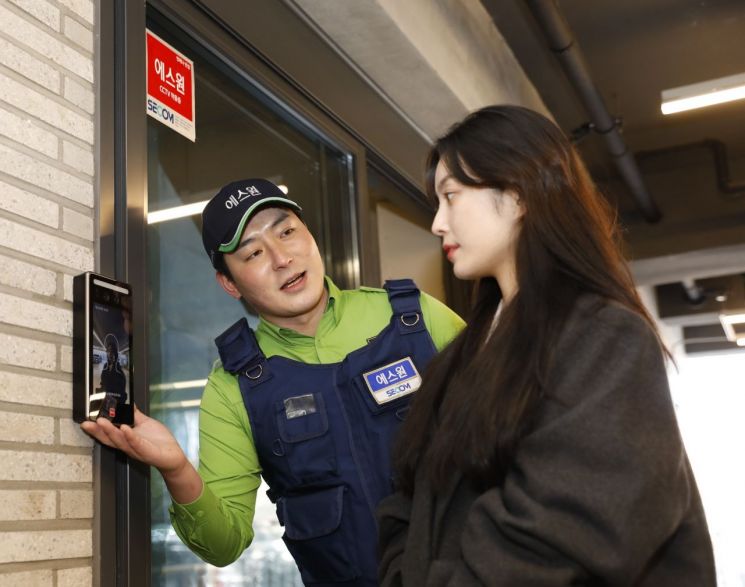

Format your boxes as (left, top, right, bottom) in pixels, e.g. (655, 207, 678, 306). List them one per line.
(92, 294, 130, 406)
(104, 335, 118, 367)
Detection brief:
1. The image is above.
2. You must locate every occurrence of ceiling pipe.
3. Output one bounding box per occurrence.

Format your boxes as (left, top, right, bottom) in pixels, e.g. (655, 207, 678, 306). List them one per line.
(636, 140, 745, 198)
(524, 0, 662, 223)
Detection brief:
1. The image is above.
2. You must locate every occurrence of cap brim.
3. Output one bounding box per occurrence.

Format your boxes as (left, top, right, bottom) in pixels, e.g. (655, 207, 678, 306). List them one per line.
(217, 197, 303, 253)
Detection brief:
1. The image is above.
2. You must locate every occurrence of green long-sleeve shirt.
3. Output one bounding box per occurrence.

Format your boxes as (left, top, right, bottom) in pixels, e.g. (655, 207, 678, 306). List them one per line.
(169, 277, 465, 567)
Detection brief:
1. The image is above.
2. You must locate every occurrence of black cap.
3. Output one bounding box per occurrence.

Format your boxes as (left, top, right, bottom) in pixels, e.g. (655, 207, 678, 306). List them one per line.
(201, 178, 302, 267)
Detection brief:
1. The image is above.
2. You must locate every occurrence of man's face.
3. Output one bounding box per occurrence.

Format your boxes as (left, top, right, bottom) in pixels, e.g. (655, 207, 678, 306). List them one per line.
(106, 344, 116, 364)
(220, 207, 327, 327)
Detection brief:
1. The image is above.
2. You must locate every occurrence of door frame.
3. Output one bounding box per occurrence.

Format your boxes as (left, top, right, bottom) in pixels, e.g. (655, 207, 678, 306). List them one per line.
(98, 1, 434, 584)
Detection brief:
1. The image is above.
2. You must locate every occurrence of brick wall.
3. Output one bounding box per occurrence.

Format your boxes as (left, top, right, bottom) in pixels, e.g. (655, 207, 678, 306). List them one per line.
(0, 0, 96, 585)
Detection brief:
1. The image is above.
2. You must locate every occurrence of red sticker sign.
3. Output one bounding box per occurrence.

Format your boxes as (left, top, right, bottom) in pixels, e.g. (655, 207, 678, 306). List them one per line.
(146, 30, 196, 141)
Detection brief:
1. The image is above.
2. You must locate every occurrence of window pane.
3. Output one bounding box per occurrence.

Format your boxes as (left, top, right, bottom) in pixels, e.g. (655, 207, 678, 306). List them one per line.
(147, 23, 354, 587)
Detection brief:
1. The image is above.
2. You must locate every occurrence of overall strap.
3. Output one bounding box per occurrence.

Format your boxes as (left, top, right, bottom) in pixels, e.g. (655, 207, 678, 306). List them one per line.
(383, 279, 426, 334)
(214, 318, 274, 386)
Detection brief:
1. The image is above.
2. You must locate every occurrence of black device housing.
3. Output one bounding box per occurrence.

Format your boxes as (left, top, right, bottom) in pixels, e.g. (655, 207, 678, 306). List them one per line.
(73, 272, 134, 425)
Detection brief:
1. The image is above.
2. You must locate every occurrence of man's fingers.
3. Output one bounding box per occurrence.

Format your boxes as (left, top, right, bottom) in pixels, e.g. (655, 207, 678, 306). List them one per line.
(93, 418, 146, 458)
(80, 419, 151, 463)
(100, 423, 134, 451)
(80, 421, 118, 449)
(119, 425, 151, 461)
(82, 412, 168, 468)
(119, 424, 143, 450)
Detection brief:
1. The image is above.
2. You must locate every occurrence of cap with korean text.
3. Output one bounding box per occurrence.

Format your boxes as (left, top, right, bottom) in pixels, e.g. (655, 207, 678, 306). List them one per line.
(201, 178, 302, 268)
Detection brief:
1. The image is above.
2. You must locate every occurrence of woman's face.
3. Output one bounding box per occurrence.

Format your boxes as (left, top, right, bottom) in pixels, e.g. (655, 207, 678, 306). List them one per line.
(431, 159, 523, 283)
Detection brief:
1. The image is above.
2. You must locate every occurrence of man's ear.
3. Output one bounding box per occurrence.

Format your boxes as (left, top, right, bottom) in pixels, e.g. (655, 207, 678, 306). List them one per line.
(216, 271, 241, 300)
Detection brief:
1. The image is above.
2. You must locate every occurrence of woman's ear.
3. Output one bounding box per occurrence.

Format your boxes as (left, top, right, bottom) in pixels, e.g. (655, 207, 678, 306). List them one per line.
(216, 271, 241, 300)
(506, 190, 525, 219)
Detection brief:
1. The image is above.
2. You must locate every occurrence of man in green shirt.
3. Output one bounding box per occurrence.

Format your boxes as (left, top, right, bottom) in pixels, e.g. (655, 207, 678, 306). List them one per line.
(82, 178, 463, 584)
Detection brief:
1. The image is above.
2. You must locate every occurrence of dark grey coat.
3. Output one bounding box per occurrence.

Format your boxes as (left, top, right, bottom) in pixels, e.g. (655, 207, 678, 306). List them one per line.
(378, 295, 716, 586)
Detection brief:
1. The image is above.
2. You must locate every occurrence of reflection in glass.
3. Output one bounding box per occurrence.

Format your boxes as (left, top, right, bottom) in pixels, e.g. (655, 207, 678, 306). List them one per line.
(147, 23, 354, 587)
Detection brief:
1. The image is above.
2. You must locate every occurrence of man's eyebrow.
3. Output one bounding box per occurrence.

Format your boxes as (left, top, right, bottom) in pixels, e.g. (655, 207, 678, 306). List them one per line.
(235, 210, 291, 251)
(270, 210, 290, 229)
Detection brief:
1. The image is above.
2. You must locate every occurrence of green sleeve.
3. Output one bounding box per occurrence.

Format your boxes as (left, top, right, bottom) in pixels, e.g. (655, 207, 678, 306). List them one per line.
(169, 366, 262, 567)
(419, 292, 466, 351)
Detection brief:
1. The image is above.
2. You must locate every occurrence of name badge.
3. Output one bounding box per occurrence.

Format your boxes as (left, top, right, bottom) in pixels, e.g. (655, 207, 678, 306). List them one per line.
(362, 357, 421, 405)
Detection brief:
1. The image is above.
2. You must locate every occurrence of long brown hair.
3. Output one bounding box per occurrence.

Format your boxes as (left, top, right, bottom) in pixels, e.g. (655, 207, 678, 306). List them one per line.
(394, 105, 663, 493)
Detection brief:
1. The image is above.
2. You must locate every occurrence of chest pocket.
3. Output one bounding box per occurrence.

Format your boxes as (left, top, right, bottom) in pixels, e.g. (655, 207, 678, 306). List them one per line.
(274, 392, 338, 485)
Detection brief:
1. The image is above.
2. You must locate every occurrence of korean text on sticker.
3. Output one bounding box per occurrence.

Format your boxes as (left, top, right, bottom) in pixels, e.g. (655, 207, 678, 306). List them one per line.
(362, 357, 422, 405)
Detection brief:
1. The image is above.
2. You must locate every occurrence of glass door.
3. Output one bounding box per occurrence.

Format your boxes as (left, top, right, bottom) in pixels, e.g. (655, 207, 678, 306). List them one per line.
(145, 19, 356, 587)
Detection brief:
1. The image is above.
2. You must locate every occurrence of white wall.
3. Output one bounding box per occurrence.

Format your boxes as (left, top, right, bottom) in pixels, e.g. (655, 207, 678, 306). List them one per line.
(0, 0, 96, 584)
(638, 286, 745, 586)
(376, 201, 445, 302)
(668, 353, 745, 587)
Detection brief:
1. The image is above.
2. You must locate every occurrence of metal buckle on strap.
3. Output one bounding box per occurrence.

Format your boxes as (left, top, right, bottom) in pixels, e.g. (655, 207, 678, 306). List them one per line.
(244, 364, 263, 380)
(272, 439, 285, 457)
(400, 312, 420, 327)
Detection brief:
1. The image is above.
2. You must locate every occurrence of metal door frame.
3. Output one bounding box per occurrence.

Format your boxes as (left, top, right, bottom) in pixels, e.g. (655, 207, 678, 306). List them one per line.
(97, 1, 433, 584)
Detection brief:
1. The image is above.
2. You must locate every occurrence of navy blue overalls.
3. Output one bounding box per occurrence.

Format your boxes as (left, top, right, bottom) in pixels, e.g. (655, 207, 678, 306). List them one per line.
(215, 280, 437, 586)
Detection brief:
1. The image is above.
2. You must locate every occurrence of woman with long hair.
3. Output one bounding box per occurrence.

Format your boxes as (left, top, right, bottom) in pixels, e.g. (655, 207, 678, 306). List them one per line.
(378, 105, 715, 586)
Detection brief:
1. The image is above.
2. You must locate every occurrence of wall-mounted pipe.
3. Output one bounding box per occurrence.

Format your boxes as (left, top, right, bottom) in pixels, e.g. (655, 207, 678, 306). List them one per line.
(524, 0, 662, 223)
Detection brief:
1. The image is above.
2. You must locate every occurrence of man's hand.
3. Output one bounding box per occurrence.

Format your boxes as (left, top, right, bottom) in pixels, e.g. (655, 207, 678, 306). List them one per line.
(80, 405, 187, 474)
(81, 406, 203, 503)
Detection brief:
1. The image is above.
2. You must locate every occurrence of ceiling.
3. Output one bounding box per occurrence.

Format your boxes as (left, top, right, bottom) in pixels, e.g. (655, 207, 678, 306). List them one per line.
(481, 0, 745, 353)
(481, 0, 745, 215)
(482, 0, 745, 353)
(280, 0, 744, 353)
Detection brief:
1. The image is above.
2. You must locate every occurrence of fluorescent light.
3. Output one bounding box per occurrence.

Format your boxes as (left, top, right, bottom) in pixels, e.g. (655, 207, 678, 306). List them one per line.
(146, 186, 289, 224)
(719, 312, 745, 342)
(662, 72, 745, 115)
(149, 378, 208, 391)
(150, 399, 202, 409)
(737, 339, 745, 347)
(148, 200, 209, 224)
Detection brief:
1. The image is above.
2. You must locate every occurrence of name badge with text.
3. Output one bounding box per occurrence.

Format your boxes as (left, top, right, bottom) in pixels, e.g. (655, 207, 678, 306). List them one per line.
(363, 357, 421, 405)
